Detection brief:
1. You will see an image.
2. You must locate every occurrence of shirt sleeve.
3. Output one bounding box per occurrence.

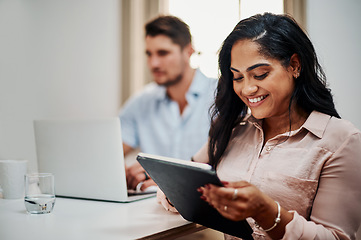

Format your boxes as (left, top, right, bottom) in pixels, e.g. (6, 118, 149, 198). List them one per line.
(283, 132, 361, 240)
(192, 141, 209, 163)
(118, 96, 140, 149)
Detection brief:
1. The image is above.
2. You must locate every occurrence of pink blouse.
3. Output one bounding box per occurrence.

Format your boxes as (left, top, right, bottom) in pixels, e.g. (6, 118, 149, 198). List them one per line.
(194, 111, 361, 240)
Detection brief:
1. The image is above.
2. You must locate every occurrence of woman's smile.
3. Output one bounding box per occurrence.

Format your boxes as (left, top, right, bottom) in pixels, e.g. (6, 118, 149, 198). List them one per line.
(248, 94, 268, 104)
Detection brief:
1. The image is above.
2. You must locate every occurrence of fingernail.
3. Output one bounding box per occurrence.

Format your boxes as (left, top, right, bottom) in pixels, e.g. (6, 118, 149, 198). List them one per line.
(221, 181, 229, 186)
(200, 196, 206, 201)
(205, 184, 211, 190)
(197, 188, 203, 193)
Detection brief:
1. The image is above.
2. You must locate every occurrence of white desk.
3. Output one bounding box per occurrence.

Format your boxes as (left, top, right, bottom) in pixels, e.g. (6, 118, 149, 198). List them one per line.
(0, 197, 205, 240)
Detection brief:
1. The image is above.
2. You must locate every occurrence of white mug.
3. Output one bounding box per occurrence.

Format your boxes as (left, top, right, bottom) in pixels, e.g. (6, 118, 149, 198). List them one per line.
(0, 160, 28, 199)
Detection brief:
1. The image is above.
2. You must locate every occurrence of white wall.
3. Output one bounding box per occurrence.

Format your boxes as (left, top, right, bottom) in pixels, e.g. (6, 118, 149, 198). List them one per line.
(0, 0, 121, 172)
(306, 0, 361, 129)
(307, 3, 361, 237)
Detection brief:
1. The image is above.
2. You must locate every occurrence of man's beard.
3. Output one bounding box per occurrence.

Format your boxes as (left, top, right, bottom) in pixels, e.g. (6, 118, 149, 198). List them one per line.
(154, 60, 186, 87)
(159, 73, 183, 87)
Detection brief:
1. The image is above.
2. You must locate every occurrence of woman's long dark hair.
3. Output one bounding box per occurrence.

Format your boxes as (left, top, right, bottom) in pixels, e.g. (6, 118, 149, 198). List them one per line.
(208, 13, 340, 169)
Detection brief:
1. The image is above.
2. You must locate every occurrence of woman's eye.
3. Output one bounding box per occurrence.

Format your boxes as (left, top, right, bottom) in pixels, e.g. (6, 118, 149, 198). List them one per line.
(254, 72, 269, 80)
(233, 76, 243, 82)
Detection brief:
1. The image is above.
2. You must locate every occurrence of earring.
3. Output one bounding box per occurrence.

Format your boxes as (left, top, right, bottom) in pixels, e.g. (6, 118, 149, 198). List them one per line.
(294, 72, 300, 79)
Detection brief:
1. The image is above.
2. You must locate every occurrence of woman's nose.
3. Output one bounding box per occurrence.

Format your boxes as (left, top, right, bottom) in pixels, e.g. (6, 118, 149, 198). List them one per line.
(244, 85, 258, 95)
(239, 80, 258, 96)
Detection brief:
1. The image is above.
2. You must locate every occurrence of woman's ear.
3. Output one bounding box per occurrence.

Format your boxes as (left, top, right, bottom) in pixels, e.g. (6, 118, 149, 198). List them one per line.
(290, 53, 301, 78)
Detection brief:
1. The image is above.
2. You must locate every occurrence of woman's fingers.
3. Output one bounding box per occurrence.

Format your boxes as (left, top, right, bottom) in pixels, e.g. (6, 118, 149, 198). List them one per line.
(202, 184, 235, 209)
(199, 182, 260, 221)
(226, 180, 251, 188)
(156, 188, 179, 213)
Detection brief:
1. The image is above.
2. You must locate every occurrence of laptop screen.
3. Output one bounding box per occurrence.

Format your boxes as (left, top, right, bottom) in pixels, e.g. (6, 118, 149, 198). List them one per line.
(33, 117, 129, 202)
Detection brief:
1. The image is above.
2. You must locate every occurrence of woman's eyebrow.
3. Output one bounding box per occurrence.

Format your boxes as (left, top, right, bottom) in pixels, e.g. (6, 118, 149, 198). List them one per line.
(247, 63, 270, 71)
(230, 63, 270, 72)
(230, 67, 240, 72)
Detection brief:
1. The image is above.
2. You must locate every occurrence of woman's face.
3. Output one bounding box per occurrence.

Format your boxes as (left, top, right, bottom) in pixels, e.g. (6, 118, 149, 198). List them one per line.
(230, 40, 296, 120)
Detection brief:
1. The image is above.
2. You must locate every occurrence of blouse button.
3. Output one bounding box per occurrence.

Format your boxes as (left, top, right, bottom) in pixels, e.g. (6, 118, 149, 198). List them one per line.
(266, 146, 272, 151)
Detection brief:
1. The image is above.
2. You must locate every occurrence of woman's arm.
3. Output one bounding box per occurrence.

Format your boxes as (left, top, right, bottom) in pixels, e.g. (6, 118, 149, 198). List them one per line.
(192, 142, 210, 163)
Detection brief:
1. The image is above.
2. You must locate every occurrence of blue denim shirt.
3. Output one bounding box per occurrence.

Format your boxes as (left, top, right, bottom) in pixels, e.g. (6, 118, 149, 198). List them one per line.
(119, 69, 217, 160)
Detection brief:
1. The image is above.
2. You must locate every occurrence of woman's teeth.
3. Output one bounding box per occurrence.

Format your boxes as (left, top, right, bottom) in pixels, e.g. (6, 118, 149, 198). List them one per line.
(249, 95, 266, 103)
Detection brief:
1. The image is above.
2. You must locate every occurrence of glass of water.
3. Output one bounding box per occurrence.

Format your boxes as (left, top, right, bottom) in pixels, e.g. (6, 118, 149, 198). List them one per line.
(24, 173, 55, 214)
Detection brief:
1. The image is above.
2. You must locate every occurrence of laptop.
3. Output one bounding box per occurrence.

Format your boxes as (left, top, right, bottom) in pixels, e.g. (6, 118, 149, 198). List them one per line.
(33, 117, 156, 203)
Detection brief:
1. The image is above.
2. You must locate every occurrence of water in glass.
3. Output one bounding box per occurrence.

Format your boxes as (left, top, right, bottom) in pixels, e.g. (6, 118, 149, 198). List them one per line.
(24, 194, 55, 214)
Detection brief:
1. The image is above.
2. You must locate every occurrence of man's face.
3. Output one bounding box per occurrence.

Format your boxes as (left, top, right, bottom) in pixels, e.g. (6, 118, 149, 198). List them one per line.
(145, 35, 189, 86)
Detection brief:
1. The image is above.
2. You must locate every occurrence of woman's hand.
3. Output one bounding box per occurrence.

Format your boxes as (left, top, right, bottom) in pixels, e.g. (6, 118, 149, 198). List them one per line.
(156, 188, 179, 213)
(198, 180, 293, 239)
(198, 181, 269, 222)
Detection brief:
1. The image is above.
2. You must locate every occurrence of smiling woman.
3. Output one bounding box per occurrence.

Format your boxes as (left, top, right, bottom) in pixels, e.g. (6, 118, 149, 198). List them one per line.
(188, 13, 361, 240)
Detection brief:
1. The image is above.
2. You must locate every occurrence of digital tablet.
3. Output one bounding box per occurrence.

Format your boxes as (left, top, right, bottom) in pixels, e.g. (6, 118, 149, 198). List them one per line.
(137, 153, 254, 240)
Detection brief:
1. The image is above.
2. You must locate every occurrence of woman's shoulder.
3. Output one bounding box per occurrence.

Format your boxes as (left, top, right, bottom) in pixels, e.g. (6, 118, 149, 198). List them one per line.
(305, 111, 360, 139)
(320, 114, 361, 152)
(326, 116, 361, 137)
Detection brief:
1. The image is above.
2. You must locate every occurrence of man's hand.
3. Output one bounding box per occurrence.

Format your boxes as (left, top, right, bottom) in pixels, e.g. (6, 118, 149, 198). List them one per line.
(126, 161, 156, 191)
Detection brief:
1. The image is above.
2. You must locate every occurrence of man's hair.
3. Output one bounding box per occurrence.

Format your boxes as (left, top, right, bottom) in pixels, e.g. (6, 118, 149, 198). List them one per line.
(145, 15, 192, 49)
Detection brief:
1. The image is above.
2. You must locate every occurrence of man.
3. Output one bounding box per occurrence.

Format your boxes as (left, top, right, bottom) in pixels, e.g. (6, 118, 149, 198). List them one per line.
(119, 15, 217, 191)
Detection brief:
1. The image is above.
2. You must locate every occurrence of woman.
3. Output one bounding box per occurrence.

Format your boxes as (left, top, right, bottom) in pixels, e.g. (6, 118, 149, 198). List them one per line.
(158, 13, 361, 239)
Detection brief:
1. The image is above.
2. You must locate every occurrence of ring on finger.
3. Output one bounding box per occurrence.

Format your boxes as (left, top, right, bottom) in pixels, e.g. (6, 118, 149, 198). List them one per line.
(232, 188, 238, 201)
(224, 205, 228, 211)
(144, 171, 149, 180)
